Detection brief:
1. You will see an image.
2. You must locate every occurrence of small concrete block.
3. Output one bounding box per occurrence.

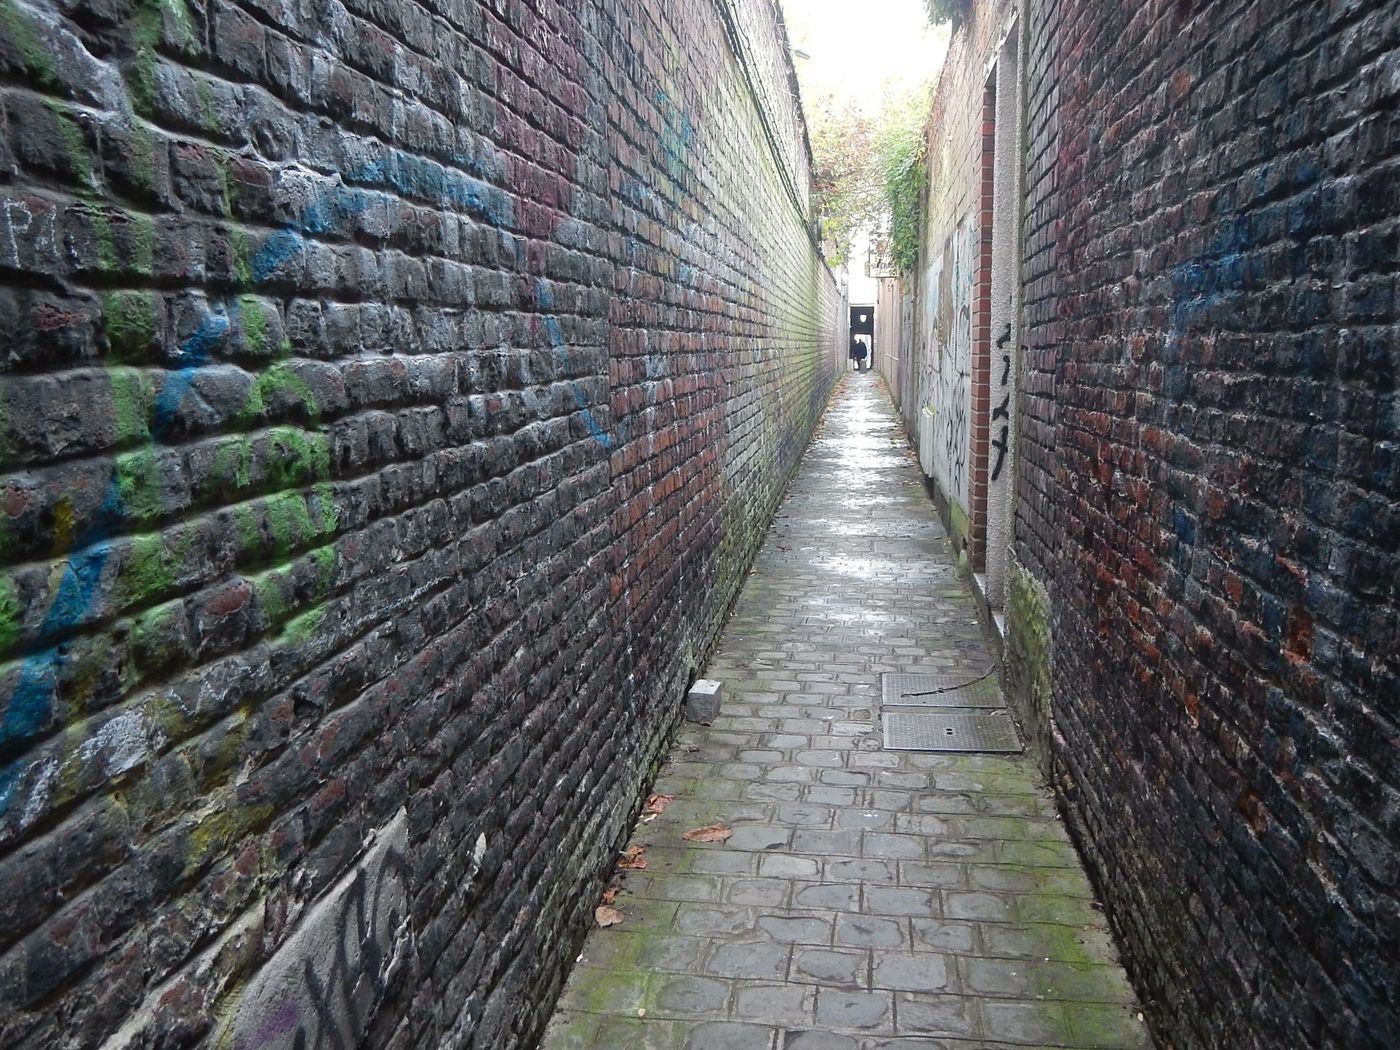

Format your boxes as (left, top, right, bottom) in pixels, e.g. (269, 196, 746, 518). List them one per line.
(686, 679, 723, 723)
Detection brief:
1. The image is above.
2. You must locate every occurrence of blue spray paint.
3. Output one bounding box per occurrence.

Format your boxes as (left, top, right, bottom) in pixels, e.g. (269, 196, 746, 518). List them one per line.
(1168, 215, 1257, 352)
(0, 307, 233, 778)
(655, 90, 695, 181)
(536, 280, 614, 450)
(1, 149, 511, 816)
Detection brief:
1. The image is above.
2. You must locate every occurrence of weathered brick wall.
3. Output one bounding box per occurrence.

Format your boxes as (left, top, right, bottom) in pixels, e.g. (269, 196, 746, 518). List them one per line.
(1013, 0, 1059, 582)
(0, 0, 840, 1045)
(1003, 0, 1060, 770)
(893, 0, 1017, 563)
(893, 2, 1046, 744)
(873, 274, 903, 402)
(1037, 0, 1400, 1046)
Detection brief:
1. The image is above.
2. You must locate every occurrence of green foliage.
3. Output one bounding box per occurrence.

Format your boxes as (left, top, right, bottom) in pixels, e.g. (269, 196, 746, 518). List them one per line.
(806, 92, 881, 267)
(873, 88, 929, 274)
(924, 0, 969, 26)
(806, 85, 930, 274)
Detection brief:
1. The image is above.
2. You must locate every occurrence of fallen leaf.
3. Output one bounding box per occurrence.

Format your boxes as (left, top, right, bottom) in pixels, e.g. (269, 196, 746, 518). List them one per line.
(618, 846, 648, 870)
(594, 905, 624, 927)
(682, 822, 733, 843)
(643, 794, 675, 815)
(601, 885, 620, 905)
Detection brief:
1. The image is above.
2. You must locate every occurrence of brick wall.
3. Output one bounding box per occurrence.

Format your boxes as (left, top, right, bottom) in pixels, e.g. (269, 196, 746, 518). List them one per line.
(873, 275, 903, 401)
(0, 0, 841, 1045)
(1028, 0, 1400, 1046)
(1013, 0, 1060, 584)
(1004, 0, 1060, 770)
(891, 0, 1019, 568)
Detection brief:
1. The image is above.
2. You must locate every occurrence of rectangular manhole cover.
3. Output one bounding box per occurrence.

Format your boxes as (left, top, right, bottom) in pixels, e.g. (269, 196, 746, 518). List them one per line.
(882, 711, 1023, 753)
(881, 672, 1003, 708)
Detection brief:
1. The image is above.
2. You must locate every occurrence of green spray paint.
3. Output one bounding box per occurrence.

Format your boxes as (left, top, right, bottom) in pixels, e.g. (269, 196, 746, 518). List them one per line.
(238, 295, 268, 355)
(114, 448, 166, 523)
(265, 491, 316, 554)
(241, 361, 322, 424)
(214, 154, 233, 214)
(128, 212, 156, 277)
(87, 206, 156, 277)
(194, 77, 219, 135)
(87, 201, 117, 273)
(231, 229, 255, 286)
(267, 427, 331, 489)
(122, 533, 170, 608)
(108, 367, 154, 444)
(0, 575, 20, 652)
(206, 435, 256, 499)
(121, 527, 195, 608)
(0, 0, 59, 88)
(102, 292, 160, 362)
(251, 539, 338, 641)
(231, 503, 260, 564)
(130, 600, 182, 661)
(250, 566, 290, 627)
(311, 482, 336, 536)
(220, 367, 339, 640)
(127, 122, 160, 194)
(129, 0, 196, 113)
(45, 100, 93, 189)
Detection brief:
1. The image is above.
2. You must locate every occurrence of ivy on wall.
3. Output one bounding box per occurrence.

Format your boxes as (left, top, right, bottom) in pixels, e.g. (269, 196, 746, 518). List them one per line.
(807, 92, 881, 267)
(875, 92, 928, 274)
(806, 84, 930, 274)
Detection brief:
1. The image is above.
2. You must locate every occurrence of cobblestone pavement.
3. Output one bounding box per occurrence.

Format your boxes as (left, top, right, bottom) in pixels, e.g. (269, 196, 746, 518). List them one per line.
(541, 374, 1151, 1050)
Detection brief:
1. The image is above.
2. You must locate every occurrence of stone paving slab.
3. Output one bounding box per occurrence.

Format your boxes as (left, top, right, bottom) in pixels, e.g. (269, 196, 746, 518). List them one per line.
(541, 375, 1151, 1050)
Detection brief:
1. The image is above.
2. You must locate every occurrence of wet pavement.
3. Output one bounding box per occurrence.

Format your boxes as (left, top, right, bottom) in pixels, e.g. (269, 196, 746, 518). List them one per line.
(541, 374, 1151, 1050)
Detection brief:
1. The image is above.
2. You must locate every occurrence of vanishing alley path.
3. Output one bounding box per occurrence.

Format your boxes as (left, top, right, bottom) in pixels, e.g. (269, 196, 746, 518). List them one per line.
(541, 375, 1152, 1050)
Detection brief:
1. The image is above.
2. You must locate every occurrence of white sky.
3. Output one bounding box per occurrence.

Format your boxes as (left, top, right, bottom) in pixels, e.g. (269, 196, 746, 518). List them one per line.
(781, 0, 949, 118)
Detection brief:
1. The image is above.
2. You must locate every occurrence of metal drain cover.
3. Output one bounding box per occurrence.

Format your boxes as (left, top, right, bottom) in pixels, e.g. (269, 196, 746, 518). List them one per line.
(882, 711, 1023, 752)
(881, 672, 1003, 708)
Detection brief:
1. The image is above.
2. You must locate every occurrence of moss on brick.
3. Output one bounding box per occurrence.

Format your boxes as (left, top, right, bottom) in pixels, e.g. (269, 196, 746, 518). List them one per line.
(1005, 555, 1052, 773)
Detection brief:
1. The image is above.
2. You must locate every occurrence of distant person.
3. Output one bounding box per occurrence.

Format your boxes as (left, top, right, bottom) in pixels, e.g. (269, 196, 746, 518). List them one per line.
(853, 336, 869, 371)
(849, 337, 862, 370)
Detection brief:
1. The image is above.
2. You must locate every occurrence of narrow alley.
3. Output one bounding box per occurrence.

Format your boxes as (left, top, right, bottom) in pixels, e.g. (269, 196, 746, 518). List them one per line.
(1, 0, 1395, 1045)
(543, 374, 1148, 1050)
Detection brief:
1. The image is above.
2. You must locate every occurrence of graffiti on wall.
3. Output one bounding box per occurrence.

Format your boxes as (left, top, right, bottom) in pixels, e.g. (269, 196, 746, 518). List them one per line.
(535, 281, 616, 450)
(0, 164, 376, 828)
(210, 810, 443, 1050)
(0, 133, 524, 834)
(918, 247, 942, 414)
(929, 217, 973, 511)
(991, 323, 1013, 482)
(656, 89, 696, 184)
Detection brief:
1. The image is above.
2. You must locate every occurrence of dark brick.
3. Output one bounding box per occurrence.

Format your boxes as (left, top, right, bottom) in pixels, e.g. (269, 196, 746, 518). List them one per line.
(883, 1, 1399, 1048)
(0, 1, 841, 1048)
